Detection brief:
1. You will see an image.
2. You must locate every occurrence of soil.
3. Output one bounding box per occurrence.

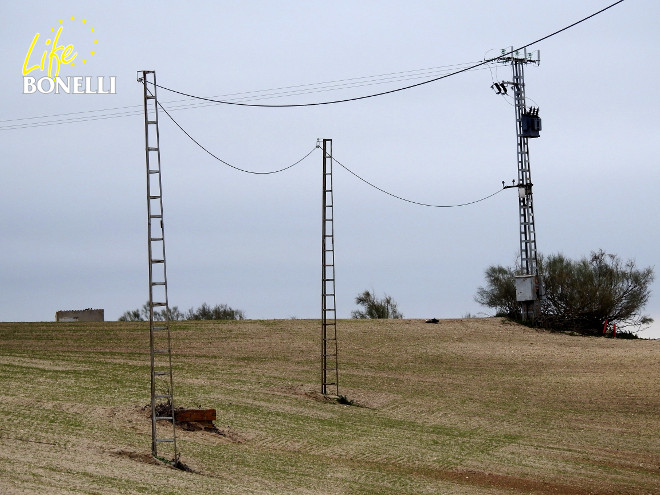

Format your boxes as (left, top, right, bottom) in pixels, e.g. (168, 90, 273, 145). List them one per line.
(0, 318, 657, 494)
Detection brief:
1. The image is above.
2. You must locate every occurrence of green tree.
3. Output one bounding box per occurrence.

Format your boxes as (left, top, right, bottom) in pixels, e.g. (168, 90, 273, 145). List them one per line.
(351, 290, 403, 319)
(541, 250, 653, 333)
(475, 250, 654, 335)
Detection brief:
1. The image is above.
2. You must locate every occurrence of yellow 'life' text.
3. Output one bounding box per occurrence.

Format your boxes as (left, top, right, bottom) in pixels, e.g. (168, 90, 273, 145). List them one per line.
(23, 27, 77, 78)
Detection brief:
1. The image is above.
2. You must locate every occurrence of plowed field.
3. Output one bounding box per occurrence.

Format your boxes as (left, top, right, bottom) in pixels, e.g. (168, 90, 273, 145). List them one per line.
(1, 318, 658, 494)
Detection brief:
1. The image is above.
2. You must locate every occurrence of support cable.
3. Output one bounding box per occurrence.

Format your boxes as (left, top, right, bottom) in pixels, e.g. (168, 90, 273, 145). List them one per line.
(153, 1, 624, 108)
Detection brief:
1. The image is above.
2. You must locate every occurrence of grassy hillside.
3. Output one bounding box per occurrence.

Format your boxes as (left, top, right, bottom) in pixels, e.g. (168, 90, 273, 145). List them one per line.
(0, 318, 658, 494)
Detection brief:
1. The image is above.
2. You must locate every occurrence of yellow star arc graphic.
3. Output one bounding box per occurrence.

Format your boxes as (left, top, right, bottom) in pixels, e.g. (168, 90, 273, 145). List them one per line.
(45, 17, 99, 70)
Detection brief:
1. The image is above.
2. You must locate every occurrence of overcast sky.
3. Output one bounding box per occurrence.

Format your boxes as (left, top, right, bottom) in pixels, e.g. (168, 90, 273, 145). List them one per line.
(2, 1, 659, 338)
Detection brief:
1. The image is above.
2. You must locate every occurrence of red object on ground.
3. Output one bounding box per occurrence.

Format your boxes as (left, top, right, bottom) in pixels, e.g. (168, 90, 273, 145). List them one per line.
(174, 409, 216, 423)
(603, 319, 608, 334)
(613, 324, 617, 338)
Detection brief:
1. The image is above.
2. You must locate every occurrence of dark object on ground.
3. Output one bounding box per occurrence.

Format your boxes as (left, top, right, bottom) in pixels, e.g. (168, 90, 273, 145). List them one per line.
(174, 409, 216, 427)
(171, 458, 194, 472)
(425, 318, 439, 324)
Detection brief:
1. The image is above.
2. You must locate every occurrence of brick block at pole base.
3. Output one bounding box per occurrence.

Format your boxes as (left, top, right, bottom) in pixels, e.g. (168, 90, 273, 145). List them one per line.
(174, 409, 216, 424)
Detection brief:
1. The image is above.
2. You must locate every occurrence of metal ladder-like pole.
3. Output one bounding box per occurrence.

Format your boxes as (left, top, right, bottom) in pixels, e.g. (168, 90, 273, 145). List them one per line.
(139, 70, 178, 461)
(321, 139, 339, 397)
(498, 48, 542, 321)
(511, 60, 539, 282)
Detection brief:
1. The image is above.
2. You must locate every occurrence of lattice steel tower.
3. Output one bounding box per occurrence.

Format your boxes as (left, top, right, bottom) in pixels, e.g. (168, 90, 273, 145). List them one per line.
(321, 139, 339, 397)
(495, 48, 543, 320)
(138, 70, 179, 461)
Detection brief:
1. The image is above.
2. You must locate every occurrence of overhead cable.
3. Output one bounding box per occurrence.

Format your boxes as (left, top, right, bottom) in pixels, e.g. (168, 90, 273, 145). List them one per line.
(156, 100, 316, 174)
(153, 0, 625, 108)
(160, 99, 506, 208)
(329, 152, 505, 208)
(0, 61, 488, 131)
(1, 1, 624, 130)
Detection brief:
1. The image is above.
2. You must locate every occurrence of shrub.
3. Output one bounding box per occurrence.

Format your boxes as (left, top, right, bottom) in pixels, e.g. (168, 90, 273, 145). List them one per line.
(351, 290, 403, 319)
(119, 302, 244, 321)
(185, 303, 245, 321)
(474, 265, 519, 318)
(475, 250, 654, 335)
(118, 309, 143, 322)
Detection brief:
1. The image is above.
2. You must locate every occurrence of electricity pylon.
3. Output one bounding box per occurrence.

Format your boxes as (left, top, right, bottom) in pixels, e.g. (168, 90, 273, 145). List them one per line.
(494, 48, 543, 321)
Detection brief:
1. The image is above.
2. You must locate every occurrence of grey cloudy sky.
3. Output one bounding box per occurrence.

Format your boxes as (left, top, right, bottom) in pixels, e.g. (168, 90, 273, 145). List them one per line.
(2, 1, 659, 338)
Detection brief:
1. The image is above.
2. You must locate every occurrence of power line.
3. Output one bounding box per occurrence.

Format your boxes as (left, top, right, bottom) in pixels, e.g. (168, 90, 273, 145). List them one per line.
(2, 1, 624, 130)
(330, 153, 505, 208)
(154, 1, 625, 108)
(159, 97, 506, 207)
(0, 108, 143, 131)
(156, 100, 317, 175)
(181, 61, 488, 104)
(0, 103, 142, 124)
(3, 62, 480, 123)
(0, 61, 489, 131)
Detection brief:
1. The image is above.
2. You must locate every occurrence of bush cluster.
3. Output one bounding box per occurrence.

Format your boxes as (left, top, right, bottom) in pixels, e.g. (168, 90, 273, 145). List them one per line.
(118, 302, 245, 321)
(475, 250, 654, 335)
(351, 290, 403, 319)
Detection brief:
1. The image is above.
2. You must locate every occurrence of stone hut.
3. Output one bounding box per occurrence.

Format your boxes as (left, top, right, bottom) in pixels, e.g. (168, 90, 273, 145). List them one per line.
(56, 308, 104, 322)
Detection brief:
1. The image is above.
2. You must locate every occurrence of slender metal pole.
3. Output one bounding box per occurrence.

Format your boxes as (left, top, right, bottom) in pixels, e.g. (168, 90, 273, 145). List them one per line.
(321, 139, 338, 396)
(139, 69, 178, 460)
